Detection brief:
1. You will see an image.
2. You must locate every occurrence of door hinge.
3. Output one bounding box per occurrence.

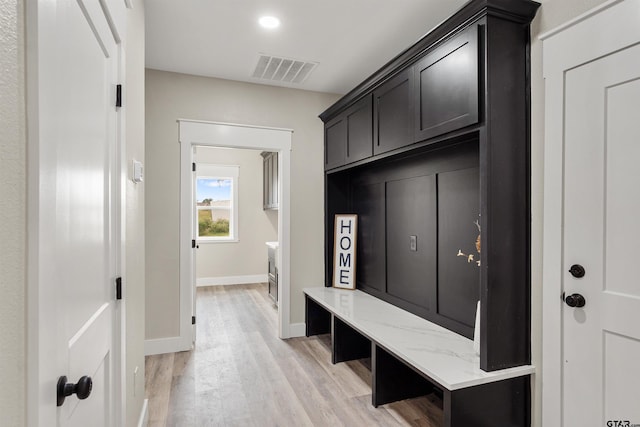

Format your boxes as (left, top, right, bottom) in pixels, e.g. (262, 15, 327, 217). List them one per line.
(192, 162, 196, 172)
(115, 277, 122, 300)
(192, 316, 196, 325)
(116, 84, 122, 108)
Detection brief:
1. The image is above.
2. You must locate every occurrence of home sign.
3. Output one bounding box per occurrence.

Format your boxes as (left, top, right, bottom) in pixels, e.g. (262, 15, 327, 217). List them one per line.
(333, 214, 358, 290)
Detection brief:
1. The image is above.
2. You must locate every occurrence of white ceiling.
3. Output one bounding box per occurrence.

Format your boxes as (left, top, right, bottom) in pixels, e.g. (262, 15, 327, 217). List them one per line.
(145, 0, 468, 95)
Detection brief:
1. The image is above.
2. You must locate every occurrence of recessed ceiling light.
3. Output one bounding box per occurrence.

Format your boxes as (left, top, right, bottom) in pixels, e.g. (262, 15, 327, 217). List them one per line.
(259, 16, 280, 29)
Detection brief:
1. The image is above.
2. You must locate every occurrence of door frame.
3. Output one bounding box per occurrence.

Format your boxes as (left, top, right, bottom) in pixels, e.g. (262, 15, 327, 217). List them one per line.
(25, 0, 128, 425)
(540, 0, 640, 424)
(178, 119, 293, 345)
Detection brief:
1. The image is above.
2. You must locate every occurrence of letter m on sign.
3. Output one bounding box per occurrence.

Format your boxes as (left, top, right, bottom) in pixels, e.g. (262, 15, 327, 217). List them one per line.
(332, 214, 358, 290)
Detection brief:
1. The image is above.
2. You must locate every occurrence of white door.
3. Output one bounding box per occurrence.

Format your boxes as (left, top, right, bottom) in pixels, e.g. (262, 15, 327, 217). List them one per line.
(562, 42, 640, 426)
(192, 148, 198, 345)
(32, 0, 122, 425)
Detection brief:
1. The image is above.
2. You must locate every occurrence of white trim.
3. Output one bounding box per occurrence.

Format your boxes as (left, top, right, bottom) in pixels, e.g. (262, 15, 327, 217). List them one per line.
(179, 119, 293, 345)
(196, 238, 239, 244)
(541, 0, 640, 79)
(137, 399, 149, 427)
(26, 2, 43, 424)
(114, 31, 127, 427)
(196, 274, 268, 287)
(541, 1, 640, 425)
(179, 120, 293, 151)
(539, 0, 626, 40)
(288, 323, 306, 338)
(144, 336, 189, 356)
(178, 118, 293, 133)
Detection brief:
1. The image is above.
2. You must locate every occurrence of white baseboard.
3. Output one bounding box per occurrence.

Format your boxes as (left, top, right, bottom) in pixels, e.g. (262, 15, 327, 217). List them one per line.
(137, 399, 149, 427)
(289, 322, 306, 338)
(144, 336, 190, 356)
(196, 274, 268, 287)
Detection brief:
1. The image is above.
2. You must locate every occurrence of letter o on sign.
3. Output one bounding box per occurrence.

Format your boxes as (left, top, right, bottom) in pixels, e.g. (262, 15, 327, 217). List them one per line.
(340, 236, 351, 250)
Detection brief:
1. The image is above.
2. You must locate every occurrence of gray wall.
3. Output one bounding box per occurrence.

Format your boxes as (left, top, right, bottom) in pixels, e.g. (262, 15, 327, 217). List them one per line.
(195, 147, 277, 281)
(145, 69, 340, 339)
(529, 0, 608, 425)
(0, 0, 26, 424)
(125, 1, 147, 425)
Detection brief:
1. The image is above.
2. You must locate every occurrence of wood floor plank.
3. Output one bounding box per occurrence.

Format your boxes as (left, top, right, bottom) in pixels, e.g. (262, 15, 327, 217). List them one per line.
(145, 283, 442, 426)
(301, 337, 371, 398)
(145, 352, 175, 426)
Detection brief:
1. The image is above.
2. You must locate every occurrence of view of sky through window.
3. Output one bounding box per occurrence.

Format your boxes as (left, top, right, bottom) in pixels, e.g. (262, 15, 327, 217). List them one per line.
(197, 177, 232, 203)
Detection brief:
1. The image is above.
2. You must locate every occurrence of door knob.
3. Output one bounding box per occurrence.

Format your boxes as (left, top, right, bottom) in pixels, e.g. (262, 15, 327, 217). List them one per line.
(564, 293, 586, 308)
(57, 375, 93, 407)
(569, 264, 585, 278)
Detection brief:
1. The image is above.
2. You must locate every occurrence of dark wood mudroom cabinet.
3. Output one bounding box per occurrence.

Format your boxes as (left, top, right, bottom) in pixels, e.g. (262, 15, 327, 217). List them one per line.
(321, 0, 540, 374)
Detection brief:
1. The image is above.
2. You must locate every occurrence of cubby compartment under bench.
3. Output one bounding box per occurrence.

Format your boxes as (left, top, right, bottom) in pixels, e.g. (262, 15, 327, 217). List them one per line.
(304, 287, 535, 427)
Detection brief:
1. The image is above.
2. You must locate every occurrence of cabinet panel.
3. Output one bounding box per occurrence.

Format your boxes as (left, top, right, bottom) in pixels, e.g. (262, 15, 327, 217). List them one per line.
(262, 152, 278, 210)
(346, 95, 373, 163)
(268, 246, 278, 303)
(385, 175, 437, 310)
(262, 153, 271, 209)
(374, 69, 413, 155)
(414, 25, 479, 142)
(437, 167, 480, 328)
(269, 278, 278, 303)
(353, 182, 386, 293)
(325, 118, 347, 170)
(271, 154, 278, 208)
(263, 155, 269, 209)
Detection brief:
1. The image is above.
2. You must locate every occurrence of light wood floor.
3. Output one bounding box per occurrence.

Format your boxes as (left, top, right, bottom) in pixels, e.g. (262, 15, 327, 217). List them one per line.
(145, 283, 443, 426)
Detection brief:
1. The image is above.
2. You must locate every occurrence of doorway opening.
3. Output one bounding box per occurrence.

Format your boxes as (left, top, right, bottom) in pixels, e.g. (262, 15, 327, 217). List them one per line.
(192, 145, 279, 325)
(178, 119, 293, 348)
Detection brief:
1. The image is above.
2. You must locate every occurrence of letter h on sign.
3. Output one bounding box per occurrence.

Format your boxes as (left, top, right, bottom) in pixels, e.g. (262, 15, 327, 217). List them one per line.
(333, 214, 358, 290)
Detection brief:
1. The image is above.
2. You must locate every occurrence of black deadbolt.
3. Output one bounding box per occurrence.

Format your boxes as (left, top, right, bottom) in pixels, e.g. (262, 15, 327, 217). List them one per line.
(564, 293, 586, 308)
(569, 264, 585, 278)
(57, 375, 93, 407)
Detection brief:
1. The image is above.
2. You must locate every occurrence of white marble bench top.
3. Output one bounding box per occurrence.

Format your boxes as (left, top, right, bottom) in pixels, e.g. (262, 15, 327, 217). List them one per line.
(304, 286, 534, 391)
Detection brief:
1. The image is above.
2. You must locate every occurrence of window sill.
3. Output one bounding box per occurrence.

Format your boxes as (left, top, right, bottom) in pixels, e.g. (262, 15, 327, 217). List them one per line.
(197, 238, 239, 244)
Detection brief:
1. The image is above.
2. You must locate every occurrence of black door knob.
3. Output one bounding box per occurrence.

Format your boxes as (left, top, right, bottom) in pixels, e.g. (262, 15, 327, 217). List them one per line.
(57, 375, 93, 407)
(564, 293, 586, 308)
(569, 264, 585, 278)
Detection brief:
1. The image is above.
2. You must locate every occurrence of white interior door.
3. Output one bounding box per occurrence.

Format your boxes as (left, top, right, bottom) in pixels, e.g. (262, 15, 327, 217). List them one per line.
(562, 43, 640, 426)
(34, 0, 121, 425)
(192, 147, 197, 345)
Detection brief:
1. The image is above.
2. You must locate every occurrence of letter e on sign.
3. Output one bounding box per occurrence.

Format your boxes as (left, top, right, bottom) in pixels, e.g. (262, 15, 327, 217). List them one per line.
(333, 214, 357, 289)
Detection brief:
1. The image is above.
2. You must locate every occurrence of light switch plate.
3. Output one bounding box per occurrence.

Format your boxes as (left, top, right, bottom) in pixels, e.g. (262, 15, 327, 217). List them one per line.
(132, 160, 144, 183)
(410, 235, 417, 251)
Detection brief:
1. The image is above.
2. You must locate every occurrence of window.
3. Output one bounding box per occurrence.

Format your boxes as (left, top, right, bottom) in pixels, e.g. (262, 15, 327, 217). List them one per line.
(196, 164, 239, 242)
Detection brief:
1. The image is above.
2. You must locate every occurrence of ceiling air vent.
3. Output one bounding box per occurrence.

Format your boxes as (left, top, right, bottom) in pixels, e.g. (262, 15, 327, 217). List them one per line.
(252, 55, 318, 84)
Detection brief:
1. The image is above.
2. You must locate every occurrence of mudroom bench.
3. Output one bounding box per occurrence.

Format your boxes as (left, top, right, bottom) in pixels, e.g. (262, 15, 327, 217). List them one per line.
(304, 287, 535, 427)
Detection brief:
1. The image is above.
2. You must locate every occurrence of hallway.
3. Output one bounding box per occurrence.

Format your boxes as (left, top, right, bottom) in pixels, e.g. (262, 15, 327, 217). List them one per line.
(145, 283, 442, 426)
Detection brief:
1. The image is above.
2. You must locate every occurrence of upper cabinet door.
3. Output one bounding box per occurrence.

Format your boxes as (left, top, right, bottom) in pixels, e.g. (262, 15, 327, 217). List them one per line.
(325, 117, 347, 170)
(325, 95, 373, 170)
(414, 25, 479, 143)
(271, 153, 278, 209)
(345, 95, 373, 164)
(374, 69, 414, 155)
